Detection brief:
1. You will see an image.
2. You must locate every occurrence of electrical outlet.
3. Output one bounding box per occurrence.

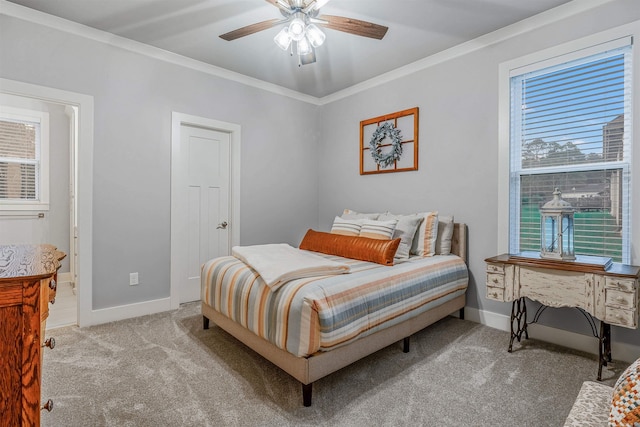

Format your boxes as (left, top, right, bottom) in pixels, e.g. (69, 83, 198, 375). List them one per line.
(129, 272, 139, 286)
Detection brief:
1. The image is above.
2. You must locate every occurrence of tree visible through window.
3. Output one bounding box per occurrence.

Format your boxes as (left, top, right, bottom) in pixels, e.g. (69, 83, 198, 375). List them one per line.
(509, 42, 632, 263)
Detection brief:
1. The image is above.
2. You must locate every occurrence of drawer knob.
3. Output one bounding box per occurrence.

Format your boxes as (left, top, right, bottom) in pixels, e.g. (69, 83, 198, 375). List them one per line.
(49, 279, 57, 291)
(43, 337, 56, 349)
(615, 315, 627, 325)
(493, 278, 499, 284)
(42, 399, 54, 412)
(617, 296, 627, 304)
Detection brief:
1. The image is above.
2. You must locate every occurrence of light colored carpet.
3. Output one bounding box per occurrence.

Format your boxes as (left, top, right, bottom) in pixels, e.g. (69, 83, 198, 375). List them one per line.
(42, 302, 621, 426)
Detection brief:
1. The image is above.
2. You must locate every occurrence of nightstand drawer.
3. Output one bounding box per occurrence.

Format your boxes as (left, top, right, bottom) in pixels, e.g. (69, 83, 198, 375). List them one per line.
(486, 286, 504, 301)
(605, 277, 637, 292)
(605, 288, 636, 310)
(486, 263, 504, 274)
(486, 273, 505, 289)
(604, 306, 638, 329)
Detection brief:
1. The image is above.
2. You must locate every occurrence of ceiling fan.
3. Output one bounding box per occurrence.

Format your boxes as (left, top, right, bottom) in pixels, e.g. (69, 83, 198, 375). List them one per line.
(219, 0, 388, 66)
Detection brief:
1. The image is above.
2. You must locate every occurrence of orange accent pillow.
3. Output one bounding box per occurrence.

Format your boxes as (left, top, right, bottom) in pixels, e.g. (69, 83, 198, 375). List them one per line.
(299, 229, 400, 266)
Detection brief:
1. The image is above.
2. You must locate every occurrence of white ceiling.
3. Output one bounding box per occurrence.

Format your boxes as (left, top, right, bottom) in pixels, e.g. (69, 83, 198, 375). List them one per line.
(6, 0, 575, 98)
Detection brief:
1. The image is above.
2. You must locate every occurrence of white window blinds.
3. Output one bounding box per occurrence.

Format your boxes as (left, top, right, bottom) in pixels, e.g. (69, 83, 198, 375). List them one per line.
(0, 106, 49, 210)
(509, 40, 632, 263)
(0, 118, 39, 200)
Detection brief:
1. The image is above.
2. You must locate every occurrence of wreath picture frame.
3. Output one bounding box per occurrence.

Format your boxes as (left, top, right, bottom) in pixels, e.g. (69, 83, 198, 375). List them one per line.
(360, 107, 419, 175)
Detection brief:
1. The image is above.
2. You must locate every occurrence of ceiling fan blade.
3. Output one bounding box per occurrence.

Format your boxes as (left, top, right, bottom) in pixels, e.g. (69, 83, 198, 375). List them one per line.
(303, 0, 330, 13)
(219, 19, 283, 41)
(317, 15, 388, 40)
(265, 0, 292, 12)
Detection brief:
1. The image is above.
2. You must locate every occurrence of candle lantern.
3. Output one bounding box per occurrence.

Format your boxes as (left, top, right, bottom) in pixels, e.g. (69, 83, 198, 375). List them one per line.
(540, 188, 575, 260)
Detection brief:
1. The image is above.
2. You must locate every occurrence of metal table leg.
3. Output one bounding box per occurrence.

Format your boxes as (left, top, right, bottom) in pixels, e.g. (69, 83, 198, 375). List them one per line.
(508, 297, 528, 352)
(597, 322, 612, 381)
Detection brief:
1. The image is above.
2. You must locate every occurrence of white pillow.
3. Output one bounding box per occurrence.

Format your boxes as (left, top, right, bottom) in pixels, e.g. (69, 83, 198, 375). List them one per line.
(379, 213, 423, 259)
(359, 219, 398, 240)
(435, 215, 455, 255)
(330, 216, 363, 236)
(410, 211, 439, 257)
(341, 209, 381, 220)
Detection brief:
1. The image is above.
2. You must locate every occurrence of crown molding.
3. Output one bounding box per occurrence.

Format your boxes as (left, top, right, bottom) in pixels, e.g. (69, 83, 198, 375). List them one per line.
(1, 0, 618, 106)
(318, 0, 619, 105)
(0, 1, 322, 106)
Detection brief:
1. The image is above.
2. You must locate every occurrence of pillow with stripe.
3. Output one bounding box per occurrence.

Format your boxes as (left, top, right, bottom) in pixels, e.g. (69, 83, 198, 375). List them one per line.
(330, 216, 363, 236)
(359, 219, 398, 240)
(410, 211, 439, 257)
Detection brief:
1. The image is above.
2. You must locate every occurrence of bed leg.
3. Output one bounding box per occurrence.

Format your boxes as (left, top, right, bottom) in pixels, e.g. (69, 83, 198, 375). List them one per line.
(403, 337, 410, 353)
(302, 383, 312, 407)
(203, 316, 210, 330)
(459, 307, 465, 320)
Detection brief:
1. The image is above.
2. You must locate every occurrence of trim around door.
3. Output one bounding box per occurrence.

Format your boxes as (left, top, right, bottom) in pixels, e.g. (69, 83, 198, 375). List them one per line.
(170, 112, 241, 310)
(0, 78, 94, 327)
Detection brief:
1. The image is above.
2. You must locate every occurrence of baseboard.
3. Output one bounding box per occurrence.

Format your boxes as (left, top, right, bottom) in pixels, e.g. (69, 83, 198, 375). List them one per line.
(89, 297, 172, 326)
(464, 306, 640, 363)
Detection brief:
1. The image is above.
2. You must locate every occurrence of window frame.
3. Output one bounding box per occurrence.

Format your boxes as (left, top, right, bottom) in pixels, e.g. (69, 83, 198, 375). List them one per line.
(498, 29, 636, 265)
(0, 105, 50, 211)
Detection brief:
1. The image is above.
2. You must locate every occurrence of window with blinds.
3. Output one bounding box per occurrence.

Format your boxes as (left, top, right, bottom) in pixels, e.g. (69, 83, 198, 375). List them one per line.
(509, 41, 632, 263)
(0, 107, 49, 210)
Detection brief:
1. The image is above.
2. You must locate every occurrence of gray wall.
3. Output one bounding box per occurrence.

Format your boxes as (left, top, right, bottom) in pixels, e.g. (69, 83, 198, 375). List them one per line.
(0, 15, 319, 310)
(317, 0, 640, 345)
(2, 1, 640, 348)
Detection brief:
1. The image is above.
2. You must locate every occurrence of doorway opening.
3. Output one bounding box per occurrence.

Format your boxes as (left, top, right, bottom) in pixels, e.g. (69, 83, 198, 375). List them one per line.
(0, 78, 94, 327)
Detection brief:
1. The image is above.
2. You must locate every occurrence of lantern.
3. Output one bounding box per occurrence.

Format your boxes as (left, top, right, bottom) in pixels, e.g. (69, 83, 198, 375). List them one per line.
(540, 188, 575, 260)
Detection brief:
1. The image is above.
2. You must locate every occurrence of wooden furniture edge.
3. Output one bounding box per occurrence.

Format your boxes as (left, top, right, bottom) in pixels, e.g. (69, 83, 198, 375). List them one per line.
(485, 253, 640, 278)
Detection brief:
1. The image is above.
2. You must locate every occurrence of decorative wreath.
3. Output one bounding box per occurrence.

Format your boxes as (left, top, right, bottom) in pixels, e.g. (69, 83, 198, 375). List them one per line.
(369, 122, 403, 168)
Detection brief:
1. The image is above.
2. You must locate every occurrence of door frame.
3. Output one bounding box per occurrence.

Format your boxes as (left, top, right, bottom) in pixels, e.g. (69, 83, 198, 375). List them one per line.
(0, 78, 94, 327)
(170, 112, 241, 310)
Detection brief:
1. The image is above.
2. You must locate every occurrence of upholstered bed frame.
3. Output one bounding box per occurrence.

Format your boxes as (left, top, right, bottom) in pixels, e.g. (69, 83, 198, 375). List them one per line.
(202, 223, 468, 406)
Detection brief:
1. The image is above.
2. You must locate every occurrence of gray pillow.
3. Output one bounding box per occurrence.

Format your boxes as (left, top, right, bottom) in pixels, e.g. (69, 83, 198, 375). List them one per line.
(435, 215, 454, 255)
(378, 213, 423, 259)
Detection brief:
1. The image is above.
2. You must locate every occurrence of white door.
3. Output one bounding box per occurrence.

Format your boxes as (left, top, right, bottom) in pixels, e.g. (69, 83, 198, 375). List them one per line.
(179, 125, 231, 303)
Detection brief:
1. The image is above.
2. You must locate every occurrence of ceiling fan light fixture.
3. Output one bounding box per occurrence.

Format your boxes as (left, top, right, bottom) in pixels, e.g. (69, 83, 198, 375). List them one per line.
(305, 24, 325, 47)
(273, 27, 292, 50)
(299, 47, 316, 66)
(296, 36, 312, 56)
(288, 17, 306, 41)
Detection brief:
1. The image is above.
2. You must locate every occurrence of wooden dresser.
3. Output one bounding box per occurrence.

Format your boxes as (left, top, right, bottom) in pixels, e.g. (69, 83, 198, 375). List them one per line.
(0, 244, 65, 427)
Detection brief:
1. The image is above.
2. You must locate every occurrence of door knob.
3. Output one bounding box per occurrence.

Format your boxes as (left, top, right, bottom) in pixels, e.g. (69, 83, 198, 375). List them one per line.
(217, 221, 228, 229)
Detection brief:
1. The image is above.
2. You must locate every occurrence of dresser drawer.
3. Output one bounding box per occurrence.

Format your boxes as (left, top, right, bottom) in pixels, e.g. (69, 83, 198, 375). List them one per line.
(486, 263, 504, 274)
(486, 286, 504, 301)
(605, 277, 637, 292)
(605, 288, 636, 310)
(486, 272, 505, 289)
(604, 306, 638, 329)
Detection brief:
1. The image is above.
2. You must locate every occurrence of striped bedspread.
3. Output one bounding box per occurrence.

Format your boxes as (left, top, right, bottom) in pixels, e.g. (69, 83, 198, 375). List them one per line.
(201, 253, 468, 358)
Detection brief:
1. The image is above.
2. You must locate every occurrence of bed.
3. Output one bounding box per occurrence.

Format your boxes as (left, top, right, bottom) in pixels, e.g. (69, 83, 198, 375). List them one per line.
(201, 221, 468, 406)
